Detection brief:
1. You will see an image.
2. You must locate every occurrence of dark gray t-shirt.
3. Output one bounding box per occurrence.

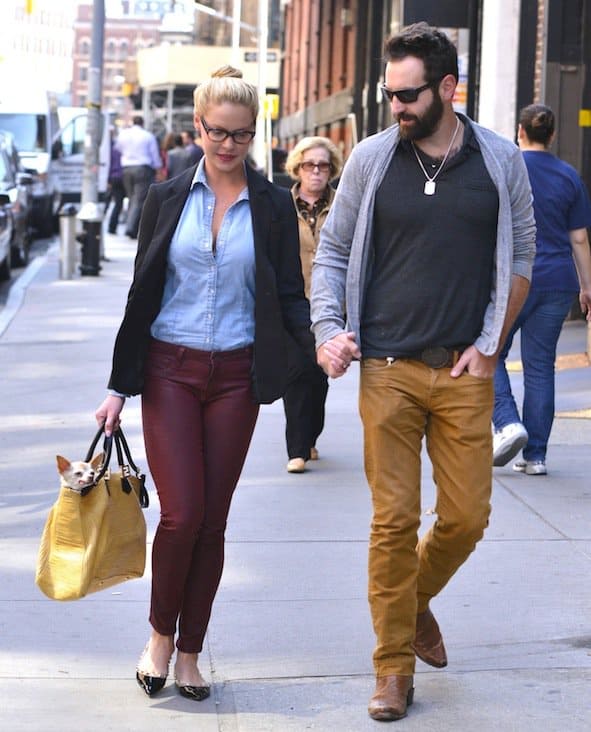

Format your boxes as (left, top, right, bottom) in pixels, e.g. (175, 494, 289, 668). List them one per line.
(361, 122, 499, 358)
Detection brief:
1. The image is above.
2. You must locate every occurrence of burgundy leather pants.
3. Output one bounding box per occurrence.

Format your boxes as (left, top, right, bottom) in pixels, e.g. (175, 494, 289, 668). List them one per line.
(141, 338, 259, 653)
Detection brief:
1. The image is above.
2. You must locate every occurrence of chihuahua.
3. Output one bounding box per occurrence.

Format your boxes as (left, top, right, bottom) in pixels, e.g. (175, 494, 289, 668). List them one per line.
(56, 453, 104, 493)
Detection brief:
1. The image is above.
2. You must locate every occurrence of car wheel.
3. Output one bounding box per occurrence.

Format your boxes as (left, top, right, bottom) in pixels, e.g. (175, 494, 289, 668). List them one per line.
(11, 232, 30, 267)
(11, 244, 28, 267)
(37, 216, 54, 239)
(0, 250, 11, 281)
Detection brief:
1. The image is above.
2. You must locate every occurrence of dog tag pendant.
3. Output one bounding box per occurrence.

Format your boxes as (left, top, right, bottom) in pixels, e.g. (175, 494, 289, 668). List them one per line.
(424, 180, 436, 195)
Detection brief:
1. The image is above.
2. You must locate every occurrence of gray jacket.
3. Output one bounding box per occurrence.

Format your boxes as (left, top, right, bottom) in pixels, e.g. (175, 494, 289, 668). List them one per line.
(310, 117, 536, 356)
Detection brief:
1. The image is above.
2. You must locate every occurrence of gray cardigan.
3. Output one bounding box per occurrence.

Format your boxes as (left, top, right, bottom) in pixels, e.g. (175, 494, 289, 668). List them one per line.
(310, 117, 536, 356)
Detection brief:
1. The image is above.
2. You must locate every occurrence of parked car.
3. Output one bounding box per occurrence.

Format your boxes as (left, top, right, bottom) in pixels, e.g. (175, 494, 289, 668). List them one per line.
(0, 91, 60, 237)
(0, 192, 13, 281)
(0, 131, 34, 266)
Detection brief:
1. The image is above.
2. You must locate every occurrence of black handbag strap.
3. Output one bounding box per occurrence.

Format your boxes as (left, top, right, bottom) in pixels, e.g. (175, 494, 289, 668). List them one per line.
(81, 428, 113, 496)
(115, 427, 142, 476)
(82, 425, 149, 507)
(85, 423, 109, 463)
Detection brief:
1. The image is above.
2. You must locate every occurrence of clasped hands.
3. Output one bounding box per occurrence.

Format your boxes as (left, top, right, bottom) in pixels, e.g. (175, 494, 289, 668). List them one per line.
(317, 335, 497, 380)
(317, 332, 362, 378)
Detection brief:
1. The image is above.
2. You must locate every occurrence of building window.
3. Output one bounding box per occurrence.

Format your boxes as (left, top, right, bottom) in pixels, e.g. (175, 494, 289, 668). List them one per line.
(80, 39, 90, 55)
(79, 66, 88, 82)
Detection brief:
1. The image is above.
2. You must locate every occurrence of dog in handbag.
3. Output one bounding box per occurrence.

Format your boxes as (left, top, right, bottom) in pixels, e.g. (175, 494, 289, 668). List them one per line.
(56, 453, 104, 493)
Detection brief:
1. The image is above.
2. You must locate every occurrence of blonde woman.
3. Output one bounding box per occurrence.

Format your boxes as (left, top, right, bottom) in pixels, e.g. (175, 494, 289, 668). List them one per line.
(283, 136, 343, 472)
(96, 67, 311, 700)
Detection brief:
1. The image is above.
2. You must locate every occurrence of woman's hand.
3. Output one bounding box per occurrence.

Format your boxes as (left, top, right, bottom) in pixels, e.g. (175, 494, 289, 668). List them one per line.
(95, 395, 125, 436)
(579, 287, 591, 321)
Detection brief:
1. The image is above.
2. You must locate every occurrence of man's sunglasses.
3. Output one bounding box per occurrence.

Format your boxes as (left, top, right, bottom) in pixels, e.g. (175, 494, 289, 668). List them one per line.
(380, 81, 436, 104)
(200, 117, 256, 144)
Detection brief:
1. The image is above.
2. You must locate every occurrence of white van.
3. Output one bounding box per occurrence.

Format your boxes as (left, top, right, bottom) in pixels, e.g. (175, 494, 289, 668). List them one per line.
(0, 91, 60, 236)
(50, 108, 111, 212)
(0, 94, 111, 237)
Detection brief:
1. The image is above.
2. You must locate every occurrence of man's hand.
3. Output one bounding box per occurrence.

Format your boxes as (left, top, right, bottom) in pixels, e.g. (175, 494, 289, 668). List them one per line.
(95, 395, 125, 436)
(450, 345, 497, 379)
(317, 332, 362, 378)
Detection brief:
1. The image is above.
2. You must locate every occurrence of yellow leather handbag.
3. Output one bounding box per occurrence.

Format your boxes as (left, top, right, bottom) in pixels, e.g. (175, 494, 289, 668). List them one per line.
(36, 427, 149, 601)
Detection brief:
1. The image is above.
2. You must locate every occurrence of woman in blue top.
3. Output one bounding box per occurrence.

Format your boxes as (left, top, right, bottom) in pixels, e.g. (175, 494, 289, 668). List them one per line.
(95, 66, 311, 701)
(493, 104, 591, 474)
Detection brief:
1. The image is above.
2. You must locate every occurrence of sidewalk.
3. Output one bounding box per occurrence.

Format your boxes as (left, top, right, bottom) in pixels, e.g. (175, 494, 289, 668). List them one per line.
(0, 234, 590, 731)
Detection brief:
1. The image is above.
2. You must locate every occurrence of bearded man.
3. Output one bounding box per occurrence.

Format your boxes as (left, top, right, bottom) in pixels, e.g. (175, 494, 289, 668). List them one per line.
(310, 22, 536, 722)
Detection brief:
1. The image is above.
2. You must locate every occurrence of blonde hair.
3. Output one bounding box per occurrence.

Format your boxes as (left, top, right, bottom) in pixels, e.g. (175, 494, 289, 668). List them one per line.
(193, 66, 259, 120)
(285, 136, 343, 182)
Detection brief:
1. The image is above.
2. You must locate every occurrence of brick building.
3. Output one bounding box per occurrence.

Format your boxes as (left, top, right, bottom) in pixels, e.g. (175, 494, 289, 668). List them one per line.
(278, 0, 591, 195)
(71, 1, 161, 114)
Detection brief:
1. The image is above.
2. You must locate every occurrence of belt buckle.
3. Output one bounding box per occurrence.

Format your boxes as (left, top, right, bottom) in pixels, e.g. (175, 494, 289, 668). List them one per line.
(421, 346, 450, 369)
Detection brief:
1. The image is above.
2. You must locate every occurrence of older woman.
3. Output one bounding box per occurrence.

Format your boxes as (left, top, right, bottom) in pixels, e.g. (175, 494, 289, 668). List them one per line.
(96, 66, 311, 700)
(282, 136, 343, 473)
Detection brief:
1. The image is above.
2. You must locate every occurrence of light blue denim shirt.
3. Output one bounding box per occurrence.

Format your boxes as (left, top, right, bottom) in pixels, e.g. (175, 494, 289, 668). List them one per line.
(150, 159, 256, 350)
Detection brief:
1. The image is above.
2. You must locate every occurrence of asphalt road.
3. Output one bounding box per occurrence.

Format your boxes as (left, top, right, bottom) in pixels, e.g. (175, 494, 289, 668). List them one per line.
(0, 235, 55, 306)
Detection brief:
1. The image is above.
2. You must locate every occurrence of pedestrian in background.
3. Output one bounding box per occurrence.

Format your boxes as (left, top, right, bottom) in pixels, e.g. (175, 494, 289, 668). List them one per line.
(311, 22, 535, 721)
(95, 65, 311, 703)
(282, 136, 343, 473)
(271, 147, 291, 188)
(105, 130, 125, 234)
(492, 104, 591, 475)
(117, 115, 162, 239)
(181, 128, 204, 166)
(163, 132, 192, 179)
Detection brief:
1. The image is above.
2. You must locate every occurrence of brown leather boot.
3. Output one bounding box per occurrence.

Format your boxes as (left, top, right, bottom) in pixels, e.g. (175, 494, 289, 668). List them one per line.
(411, 607, 448, 668)
(368, 674, 414, 721)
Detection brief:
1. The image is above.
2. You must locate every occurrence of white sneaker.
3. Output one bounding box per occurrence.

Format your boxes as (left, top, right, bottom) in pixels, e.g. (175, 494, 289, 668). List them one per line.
(513, 460, 547, 475)
(492, 422, 528, 466)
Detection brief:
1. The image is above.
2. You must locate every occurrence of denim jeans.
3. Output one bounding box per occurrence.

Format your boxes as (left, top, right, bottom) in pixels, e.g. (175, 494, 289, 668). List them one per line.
(493, 289, 575, 462)
(360, 358, 492, 676)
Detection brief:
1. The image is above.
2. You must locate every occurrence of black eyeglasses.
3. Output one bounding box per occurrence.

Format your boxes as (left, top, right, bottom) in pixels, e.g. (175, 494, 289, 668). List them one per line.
(200, 117, 256, 145)
(300, 161, 331, 173)
(380, 81, 435, 104)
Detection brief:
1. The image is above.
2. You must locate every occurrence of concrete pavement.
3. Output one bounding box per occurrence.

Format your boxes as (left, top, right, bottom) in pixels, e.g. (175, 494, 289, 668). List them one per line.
(0, 233, 590, 731)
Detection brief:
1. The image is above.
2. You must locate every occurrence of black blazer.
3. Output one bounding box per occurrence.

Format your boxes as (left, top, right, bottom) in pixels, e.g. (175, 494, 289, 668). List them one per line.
(108, 164, 312, 404)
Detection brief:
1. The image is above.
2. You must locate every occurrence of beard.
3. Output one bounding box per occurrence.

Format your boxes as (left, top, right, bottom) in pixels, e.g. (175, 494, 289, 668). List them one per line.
(397, 90, 444, 141)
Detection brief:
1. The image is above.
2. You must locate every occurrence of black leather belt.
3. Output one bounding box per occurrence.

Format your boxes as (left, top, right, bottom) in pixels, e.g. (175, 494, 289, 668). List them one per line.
(405, 347, 463, 369)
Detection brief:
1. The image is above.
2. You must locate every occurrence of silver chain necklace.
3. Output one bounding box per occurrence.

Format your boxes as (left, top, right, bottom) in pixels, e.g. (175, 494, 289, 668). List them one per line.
(411, 117, 461, 195)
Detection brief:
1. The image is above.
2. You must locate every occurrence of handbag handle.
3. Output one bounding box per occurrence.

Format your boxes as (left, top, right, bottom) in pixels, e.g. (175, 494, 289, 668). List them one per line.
(81, 427, 113, 494)
(82, 425, 149, 507)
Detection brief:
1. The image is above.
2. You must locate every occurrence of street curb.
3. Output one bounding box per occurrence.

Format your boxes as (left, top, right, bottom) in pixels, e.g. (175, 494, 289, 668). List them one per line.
(0, 243, 58, 339)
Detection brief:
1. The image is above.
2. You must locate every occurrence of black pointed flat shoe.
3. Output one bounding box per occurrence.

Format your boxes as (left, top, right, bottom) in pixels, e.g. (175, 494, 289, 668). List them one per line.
(175, 679, 211, 701)
(136, 670, 168, 696)
(136, 642, 171, 697)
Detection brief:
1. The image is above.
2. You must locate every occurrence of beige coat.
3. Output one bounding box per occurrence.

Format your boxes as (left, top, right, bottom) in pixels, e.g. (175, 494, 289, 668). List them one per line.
(291, 183, 336, 298)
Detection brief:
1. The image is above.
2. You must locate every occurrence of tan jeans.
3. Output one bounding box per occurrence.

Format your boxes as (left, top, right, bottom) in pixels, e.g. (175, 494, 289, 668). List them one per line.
(359, 358, 493, 676)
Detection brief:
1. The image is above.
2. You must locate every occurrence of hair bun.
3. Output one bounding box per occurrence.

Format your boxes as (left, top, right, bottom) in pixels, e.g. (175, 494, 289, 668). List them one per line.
(211, 65, 243, 79)
(534, 111, 551, 127)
